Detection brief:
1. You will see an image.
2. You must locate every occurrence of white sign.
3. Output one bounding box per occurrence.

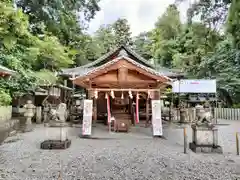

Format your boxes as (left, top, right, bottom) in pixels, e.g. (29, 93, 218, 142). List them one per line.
(151, 100, 163, 136)
(172, 79, 216, 93)
(82, 100, 93, 136)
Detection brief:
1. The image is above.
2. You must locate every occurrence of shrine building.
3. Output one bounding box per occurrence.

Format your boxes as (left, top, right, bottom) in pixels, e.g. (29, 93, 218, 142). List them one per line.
(60, 45, 183, 130)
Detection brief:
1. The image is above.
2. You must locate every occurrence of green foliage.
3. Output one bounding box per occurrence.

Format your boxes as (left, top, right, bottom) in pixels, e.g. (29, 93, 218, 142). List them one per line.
(0, 0, 101, 102)
(227, 0, 240, 49)
(0, 88, 12, 106)
(91, 18, 133, 57)
(150, 4, 182, 67)
(132, 32, 153, 60)
(112, 18, 132, 46)
(34, 69, 58, 85)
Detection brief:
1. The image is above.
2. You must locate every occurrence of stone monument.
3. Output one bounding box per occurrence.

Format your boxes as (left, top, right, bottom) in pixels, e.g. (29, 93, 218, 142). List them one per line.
(36, 106, 42, 124)
(23, 100, 36, 132)
(43, 101, 51, 123)
(189, 104, 222, 153)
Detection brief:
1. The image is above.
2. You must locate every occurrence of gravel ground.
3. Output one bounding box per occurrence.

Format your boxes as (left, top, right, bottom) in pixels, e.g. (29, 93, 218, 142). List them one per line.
(0, 120, 240, 180)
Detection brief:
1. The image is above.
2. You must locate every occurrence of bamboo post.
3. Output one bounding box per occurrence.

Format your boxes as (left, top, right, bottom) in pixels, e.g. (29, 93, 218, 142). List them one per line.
(184, 127, 187, 154)
(58, 171, 62, 180)
(236, 132, 239, 156)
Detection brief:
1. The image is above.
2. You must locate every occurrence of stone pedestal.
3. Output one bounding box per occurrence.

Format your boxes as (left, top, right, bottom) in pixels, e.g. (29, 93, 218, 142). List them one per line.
(24, 117, 34, 132)
(189, 124, 223, 153)
(46, 121, 69, 127)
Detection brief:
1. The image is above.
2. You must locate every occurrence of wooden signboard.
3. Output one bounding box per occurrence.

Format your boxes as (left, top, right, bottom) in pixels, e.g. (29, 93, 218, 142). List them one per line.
(151, 100, 163, 136)
(82, 100, 93, 136)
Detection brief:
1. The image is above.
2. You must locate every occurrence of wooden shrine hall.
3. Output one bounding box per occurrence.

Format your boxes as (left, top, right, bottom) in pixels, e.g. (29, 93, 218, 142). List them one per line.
(60, 45, 181, 131)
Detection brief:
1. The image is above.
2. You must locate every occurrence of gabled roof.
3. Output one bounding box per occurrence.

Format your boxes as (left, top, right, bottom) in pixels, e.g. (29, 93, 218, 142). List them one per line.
(59, 45, 184, 78)
(0, 65, 16, 75)
(71, 55, 172, 82)
(81, 45, 154, 69)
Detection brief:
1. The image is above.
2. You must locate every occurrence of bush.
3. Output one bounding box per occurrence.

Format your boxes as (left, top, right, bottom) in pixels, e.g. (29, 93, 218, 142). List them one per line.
(232, 103, 240, 108)
(0, 88, 12, 106)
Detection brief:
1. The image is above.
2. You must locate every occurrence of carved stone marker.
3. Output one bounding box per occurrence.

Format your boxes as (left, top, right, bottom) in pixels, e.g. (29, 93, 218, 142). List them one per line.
(36, 106, 42, 124)
(189, 124, 223, 153)
(43, 101, 51, 123)
(23, 100, 36, 132)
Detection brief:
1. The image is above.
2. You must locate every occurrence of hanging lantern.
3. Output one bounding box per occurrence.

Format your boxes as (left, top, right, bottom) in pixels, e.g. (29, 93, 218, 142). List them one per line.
(121, 92, 124, 99)
(128, 90, 133, 99)
(111, 90, 115, 99)
(94, 90, 98, 99)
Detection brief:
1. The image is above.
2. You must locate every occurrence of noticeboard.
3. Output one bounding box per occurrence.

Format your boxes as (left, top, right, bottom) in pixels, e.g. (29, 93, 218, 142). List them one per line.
(172, 79, 216, 93)
(82, 100, 93, 136)
(151, 100, 163, 136)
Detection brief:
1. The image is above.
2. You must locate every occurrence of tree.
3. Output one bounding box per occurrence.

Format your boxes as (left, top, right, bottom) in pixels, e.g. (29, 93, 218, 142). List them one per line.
(93, 25, 116, 54)
(16, 0, 101, 67)
(172, 23, 222, 74)
(176, 0, 231, 29)
(227, 0, 240, 49)
(91, 18, 133, 56)
(0, 1, 73, 96)
(112, 18, 132, 46)
(150, 4, 182, 67)
(132, 32, 153, 60)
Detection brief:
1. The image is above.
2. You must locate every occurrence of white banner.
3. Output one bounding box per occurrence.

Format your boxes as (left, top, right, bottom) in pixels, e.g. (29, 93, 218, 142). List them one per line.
(151, 100, 163, 136)
(82, 100, 93, 136)
(172, 79, 216, 93)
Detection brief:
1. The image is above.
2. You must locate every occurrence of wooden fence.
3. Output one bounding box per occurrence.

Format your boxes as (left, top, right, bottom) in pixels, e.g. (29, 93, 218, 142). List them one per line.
(214, 108, 240, 120)
(171, 108, 240, 121)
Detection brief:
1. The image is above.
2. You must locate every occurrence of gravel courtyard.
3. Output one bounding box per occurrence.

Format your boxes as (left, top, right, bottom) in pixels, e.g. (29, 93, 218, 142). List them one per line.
(0, 120, 240, 180)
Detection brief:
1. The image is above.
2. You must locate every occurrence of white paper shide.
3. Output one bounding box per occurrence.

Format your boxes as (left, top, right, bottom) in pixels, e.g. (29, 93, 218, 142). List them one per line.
(151, 100, 163, 136)
(82, 100, 93, 136)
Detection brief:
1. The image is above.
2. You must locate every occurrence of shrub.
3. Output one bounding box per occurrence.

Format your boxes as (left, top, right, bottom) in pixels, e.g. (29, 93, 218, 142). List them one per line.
(0, 88, 12, 106)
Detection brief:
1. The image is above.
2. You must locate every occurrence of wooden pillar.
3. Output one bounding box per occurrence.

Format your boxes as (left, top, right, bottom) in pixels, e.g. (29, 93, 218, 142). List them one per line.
(145, 98, 149, 127)
(93, 98, 97, 124)
(129, 98, 133, 114)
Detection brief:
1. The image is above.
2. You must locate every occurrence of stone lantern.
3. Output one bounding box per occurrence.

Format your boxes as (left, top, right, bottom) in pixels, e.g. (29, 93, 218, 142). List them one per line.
(23, 100, 36, 132)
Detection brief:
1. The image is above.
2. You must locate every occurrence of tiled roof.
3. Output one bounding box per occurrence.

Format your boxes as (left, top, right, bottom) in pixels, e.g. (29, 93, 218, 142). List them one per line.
(80, 45, 154, 69)
(59, 45, 183, 78)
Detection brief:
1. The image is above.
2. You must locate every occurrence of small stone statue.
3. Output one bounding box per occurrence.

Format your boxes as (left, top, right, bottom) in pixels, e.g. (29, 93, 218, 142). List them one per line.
(48, 103, 67, 126)
(56, 103, 67, 122)
(23, 100, 36, 132)
(179, 101, 188, 123)
(195, 104, 213, 126)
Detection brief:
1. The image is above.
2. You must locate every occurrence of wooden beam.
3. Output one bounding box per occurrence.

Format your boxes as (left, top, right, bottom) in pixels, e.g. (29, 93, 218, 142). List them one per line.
(88, 88, 161, 92)
(91, 79, 157, 84)
(72, 59, 171, 83)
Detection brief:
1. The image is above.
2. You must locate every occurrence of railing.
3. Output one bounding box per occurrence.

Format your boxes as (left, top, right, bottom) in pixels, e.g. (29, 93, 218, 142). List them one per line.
(214, 108, 240, 120)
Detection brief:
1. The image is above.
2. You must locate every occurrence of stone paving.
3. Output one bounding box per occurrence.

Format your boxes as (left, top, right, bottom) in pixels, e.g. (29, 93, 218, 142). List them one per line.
(0, 120, 239, 180)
